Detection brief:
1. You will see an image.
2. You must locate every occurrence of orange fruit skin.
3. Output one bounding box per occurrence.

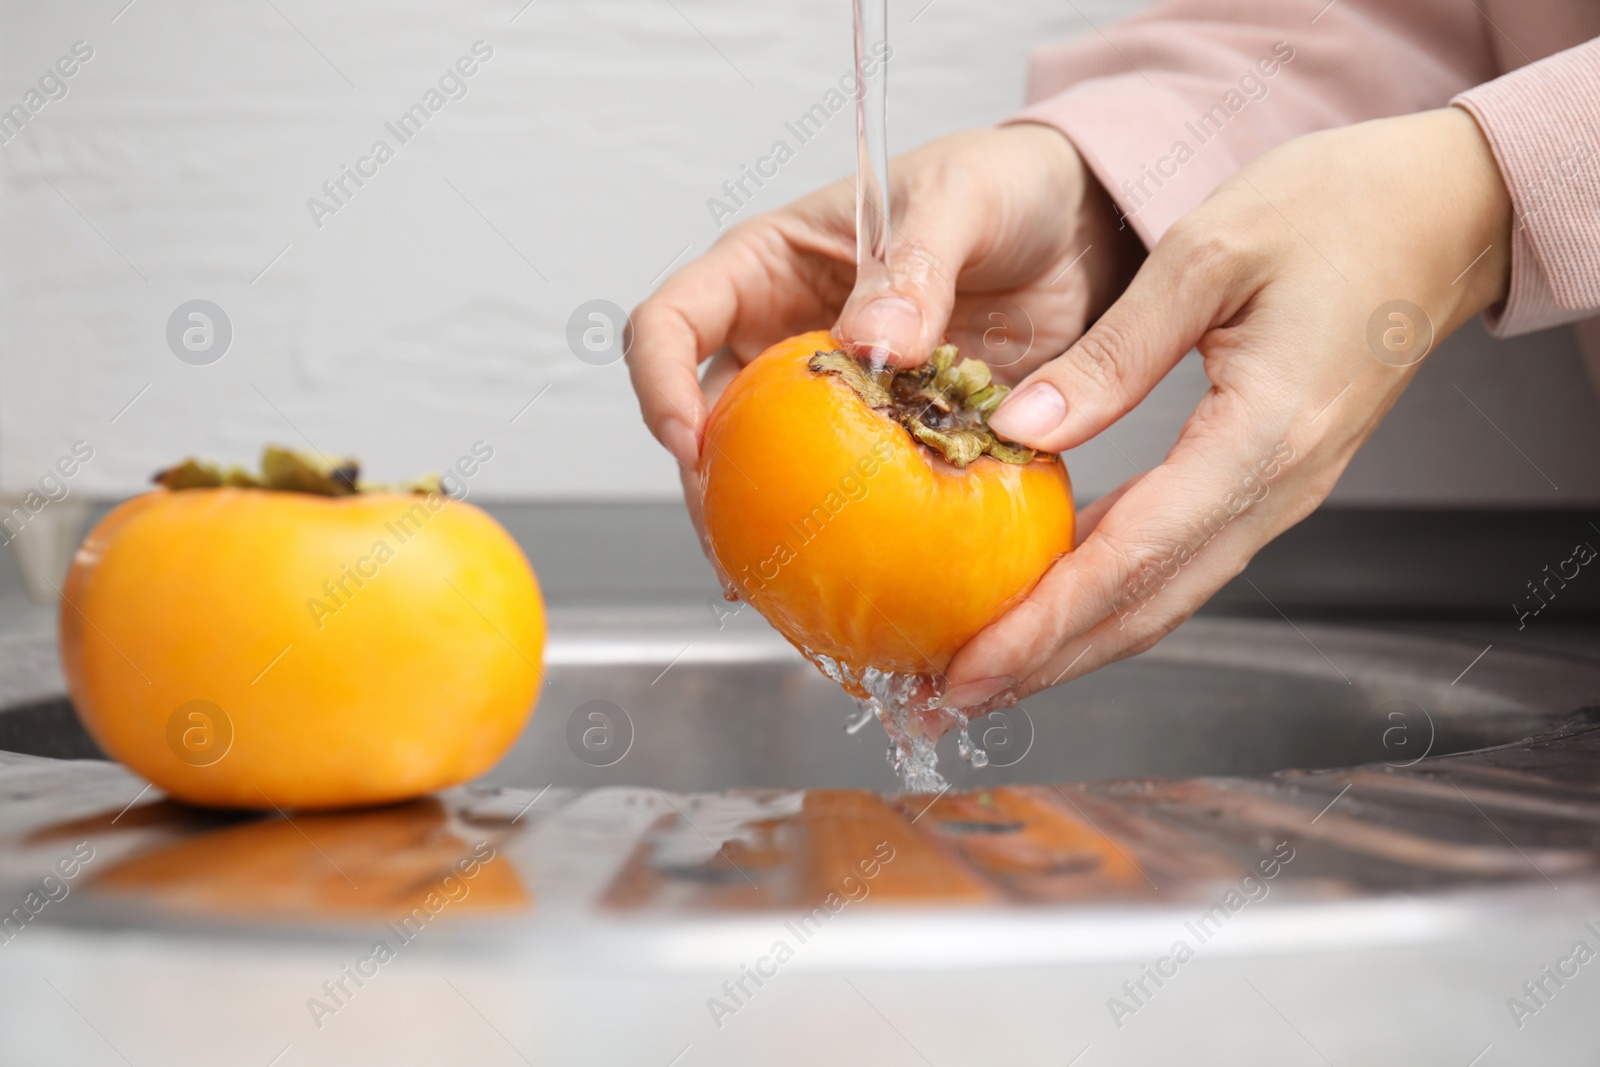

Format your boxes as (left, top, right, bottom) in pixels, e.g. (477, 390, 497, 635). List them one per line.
(61, 489, 545, 811)
(701, 330, 1075, 678)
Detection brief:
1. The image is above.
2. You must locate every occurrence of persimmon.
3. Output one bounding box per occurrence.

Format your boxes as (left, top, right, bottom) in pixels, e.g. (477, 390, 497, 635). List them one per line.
(61, 448, 545, 811)
(700, 331, 1074, 692)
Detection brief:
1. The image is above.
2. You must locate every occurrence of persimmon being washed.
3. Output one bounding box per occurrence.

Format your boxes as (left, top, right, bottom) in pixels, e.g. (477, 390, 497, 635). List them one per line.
(61, 448, 545, 811)
(700, 331, 1074, 689)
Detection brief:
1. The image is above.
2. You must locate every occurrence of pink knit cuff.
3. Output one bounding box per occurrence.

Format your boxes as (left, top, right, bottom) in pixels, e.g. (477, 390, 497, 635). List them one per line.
(1452, 37, 1600, 337)
(1006, 74, 1244, 250)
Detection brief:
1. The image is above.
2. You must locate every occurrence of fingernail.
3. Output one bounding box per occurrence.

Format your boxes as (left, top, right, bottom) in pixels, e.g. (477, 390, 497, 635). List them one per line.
(933, 675, 1015, 710)
(659, 417, 698, 468)
(848, 297, 922, 358)
(988, 382, 1066, 443)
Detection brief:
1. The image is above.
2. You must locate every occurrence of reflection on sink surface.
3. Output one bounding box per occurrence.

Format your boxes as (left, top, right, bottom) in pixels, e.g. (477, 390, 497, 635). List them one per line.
(73, 799, 529, 921)
(8, 722, 1600, 930)
(2, 610, 1599, 929)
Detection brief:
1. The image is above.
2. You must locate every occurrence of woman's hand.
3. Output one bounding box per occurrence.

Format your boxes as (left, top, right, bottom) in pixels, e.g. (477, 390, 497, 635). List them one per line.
(937, 107, 1514, 708)
(626, 125, 1141, 588)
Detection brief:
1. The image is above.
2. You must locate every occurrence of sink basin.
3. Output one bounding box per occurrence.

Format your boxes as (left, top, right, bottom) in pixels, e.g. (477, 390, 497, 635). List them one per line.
(490, 610, 1584, 791)
(2, 610, 1599, 1066)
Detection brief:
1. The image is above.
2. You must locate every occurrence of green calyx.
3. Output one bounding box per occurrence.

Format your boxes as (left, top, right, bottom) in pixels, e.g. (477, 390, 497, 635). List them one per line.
(808, 345, 1039, 468)
(153, 446, 443, 497)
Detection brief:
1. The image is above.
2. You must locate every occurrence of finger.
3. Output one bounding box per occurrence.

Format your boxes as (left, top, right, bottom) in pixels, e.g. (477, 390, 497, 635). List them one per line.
(988, 225, 1262, 452)
(1025, 457, 1306, 693)
(700, 346, 743, 410)
(1071, 473, 1144, 549)
(948, 390, 1302, 693)
(628, 252, 746, 468)
(673, 346, 743, 599)
(627, 214, 850, 466)
(835, 178, 992, 367)
(1023, 525, 1246, 694)
(678, 460, 737, 600)
(944, 291, 1082, 385)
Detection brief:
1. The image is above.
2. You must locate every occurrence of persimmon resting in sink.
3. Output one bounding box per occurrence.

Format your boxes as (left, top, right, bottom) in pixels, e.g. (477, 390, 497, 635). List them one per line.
(60, 447, 545, 811)
(698, 331, 1075, 789)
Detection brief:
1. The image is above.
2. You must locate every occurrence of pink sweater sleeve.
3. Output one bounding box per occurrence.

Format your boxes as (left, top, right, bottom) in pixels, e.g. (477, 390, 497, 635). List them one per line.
(1007, 0, 1495, 247)
(1453, 38, 1600, 337)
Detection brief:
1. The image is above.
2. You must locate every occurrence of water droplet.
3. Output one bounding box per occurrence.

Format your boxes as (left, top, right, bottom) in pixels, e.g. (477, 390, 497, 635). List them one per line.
(956, 718, 989, 769)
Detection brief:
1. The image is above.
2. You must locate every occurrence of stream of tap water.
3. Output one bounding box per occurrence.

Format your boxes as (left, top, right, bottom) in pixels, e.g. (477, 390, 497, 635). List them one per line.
(852, 0, 892, 337)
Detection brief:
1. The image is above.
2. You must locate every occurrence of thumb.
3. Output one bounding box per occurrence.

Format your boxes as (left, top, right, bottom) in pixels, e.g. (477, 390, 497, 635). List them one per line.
(835, 193, 985, 366)
(987, 227, 1246, 452)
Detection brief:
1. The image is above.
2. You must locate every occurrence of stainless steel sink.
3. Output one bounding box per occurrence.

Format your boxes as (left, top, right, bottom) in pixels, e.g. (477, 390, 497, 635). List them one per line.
(2, 610, 1599, 1066)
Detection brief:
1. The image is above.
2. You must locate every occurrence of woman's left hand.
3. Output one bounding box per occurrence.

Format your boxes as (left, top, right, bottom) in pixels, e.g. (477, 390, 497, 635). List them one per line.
(938, 107, 1514, 708)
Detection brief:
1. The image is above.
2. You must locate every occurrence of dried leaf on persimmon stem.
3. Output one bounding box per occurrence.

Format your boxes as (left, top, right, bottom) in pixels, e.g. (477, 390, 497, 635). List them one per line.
(809, 347, 1038, 468)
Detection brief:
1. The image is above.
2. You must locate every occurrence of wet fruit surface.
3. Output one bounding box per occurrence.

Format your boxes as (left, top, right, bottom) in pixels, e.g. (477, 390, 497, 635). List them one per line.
(700, 330, 1075, 680)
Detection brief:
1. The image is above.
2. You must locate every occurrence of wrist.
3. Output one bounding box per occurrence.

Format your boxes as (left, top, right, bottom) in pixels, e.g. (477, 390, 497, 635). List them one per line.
(1006, 121, 1145, 320)
(1434, 106, 1514, 325)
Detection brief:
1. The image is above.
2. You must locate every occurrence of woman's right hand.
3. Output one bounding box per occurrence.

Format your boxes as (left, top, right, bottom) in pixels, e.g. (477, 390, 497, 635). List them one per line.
(627, 124, 1141, 589)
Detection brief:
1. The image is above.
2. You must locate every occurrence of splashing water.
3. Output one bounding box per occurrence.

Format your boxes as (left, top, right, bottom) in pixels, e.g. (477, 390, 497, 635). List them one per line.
(808, 650, 1001, 793)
